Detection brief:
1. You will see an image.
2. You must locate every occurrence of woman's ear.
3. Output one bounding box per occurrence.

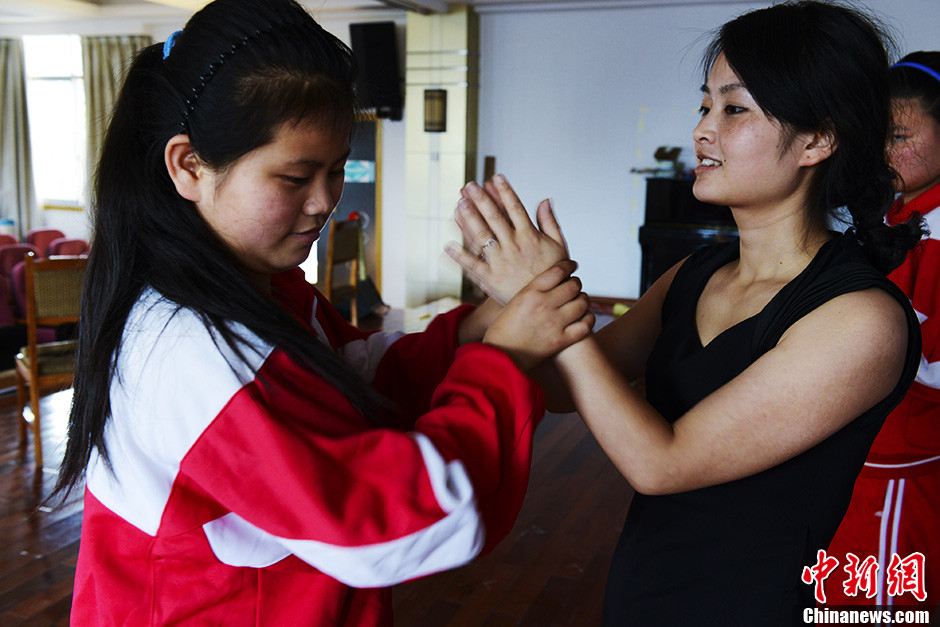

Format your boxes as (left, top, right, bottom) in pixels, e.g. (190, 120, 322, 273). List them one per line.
(799, 128, 838, 167)
(165, 135, 205, 202)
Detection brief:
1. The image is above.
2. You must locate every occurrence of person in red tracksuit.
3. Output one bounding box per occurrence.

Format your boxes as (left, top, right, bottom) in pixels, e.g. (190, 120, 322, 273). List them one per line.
(52, 1, 592, 624)
(826, 51, 940, 612)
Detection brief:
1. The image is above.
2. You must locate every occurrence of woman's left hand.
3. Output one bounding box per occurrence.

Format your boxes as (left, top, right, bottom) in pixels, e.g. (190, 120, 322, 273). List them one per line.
(446, 175, 570, 305)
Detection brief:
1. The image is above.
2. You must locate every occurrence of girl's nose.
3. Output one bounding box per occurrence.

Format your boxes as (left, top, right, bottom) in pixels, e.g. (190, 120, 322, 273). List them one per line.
(303, 181, 335, 216)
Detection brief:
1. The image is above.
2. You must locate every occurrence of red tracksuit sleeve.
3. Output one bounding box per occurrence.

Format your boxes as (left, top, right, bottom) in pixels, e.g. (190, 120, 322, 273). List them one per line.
(303, 279, 476, 424)
(173, 341, 543, 587)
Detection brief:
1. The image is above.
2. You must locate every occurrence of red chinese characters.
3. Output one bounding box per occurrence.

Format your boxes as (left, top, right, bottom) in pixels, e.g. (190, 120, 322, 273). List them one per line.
(802, 550, 927, 604)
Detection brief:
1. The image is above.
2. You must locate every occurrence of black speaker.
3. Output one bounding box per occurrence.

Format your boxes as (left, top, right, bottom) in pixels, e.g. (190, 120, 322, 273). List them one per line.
(350, 21, 403, 121)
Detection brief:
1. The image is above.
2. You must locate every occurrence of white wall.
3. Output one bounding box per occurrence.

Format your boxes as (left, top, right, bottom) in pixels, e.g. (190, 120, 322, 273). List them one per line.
(475, 0, 940, 299)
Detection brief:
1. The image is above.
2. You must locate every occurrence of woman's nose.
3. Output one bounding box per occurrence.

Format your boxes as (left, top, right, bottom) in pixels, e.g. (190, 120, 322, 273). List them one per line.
(693, 116, 715, 144)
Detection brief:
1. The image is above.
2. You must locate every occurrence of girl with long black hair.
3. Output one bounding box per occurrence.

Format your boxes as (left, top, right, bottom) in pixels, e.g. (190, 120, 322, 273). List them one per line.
(58, 0, 592, 623)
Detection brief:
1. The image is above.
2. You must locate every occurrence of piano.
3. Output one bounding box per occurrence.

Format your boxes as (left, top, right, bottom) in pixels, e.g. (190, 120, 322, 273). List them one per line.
(638, 177, 738, 294)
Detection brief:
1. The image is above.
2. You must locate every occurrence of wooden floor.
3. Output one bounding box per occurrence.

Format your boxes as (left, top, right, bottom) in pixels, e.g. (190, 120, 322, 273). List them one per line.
(0, 390, 82, 626)
(0, 381, 633, 625)
(392, 411, 633, 626)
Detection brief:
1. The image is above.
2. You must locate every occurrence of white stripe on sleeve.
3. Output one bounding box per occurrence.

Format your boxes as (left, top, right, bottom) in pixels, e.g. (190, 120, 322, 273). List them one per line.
(203, 433, 484, 587)
(915, 354, 940, 390)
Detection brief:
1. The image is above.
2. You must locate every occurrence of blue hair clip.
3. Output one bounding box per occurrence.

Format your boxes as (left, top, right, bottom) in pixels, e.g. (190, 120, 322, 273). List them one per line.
(163, 30, 182, 60)
(892, 61, 940, 85)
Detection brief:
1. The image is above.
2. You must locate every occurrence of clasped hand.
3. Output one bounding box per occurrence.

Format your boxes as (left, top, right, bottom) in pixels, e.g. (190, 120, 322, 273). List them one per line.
(447, 175, 594, 371)
(445, 175, 569, 305)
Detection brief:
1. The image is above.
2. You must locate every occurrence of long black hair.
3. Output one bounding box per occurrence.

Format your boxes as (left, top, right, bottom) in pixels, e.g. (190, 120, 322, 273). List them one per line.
(56, 0, 388, 498)
(702, 0, 923, 274)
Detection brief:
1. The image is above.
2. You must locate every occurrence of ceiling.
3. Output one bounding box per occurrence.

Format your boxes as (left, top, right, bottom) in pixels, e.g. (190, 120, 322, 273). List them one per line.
(0, 0, 670, 24)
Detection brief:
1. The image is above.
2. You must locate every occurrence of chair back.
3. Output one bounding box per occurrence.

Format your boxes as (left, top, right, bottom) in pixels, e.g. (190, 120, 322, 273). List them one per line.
(0, 234, 18, 247)
(328, 220, 361, 265)
(48, 237, 90, 256)
(23, 253, 85, 328)
(323, 219, 362, 325)
(26, 228, 66, 257)
(21, 252, 85, 376)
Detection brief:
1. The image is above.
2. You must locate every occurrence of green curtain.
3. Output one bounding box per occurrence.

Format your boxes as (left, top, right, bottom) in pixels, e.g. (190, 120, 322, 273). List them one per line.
(81, 35, 151, 190)
(0, 38, 37, 239)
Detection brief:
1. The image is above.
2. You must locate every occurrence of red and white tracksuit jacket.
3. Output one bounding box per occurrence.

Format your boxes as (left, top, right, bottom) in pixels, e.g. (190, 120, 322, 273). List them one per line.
(826, 183, 940, 608)
(71, 269, 545, 625)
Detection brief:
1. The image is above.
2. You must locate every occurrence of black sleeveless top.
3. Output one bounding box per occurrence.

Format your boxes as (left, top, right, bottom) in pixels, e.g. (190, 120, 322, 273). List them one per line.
(602, 233, 920, 626)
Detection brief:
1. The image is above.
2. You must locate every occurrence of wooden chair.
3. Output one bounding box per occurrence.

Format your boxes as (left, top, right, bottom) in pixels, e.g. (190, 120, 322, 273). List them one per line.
(14, 253, 86, 467)
(323, 218, 362, 326)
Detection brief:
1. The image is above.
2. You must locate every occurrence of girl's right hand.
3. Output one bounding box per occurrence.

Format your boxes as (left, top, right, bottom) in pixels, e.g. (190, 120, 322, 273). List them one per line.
(483, 260, 594, 372)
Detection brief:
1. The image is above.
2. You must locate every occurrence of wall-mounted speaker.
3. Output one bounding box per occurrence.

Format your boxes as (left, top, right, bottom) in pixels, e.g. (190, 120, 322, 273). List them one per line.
(349, 21, 403, 121)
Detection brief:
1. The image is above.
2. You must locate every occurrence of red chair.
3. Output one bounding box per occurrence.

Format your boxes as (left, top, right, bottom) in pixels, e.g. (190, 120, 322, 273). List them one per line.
(0, 244, 38, 276)
(0, 269, 15, 328)
(0, 234, 18, 247)
(25, 228, 66, 258)
(11, 262, 26, 319)
(47, 237, 90, 256)
(0, 244, 40, 311)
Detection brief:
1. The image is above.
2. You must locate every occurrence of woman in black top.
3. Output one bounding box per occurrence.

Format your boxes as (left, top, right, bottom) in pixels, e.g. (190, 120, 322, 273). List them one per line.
(445, 2, 925, 624)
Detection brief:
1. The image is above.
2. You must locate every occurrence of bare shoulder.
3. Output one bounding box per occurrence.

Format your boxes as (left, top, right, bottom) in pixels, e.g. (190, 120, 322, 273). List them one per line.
(782, 286, 909, 366)
(811, 287, 907, 335)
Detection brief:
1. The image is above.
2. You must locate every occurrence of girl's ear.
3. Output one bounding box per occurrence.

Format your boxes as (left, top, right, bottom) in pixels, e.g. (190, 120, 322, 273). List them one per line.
(165, 135, 205, 202)
(799, 128, 838, 167)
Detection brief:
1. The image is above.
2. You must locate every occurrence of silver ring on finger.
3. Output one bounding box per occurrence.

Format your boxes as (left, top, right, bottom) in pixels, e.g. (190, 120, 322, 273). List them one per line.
(478, 237, 498, 260)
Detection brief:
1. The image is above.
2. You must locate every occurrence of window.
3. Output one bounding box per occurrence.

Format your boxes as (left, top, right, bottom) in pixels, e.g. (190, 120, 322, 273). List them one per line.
(22, 34, 86, 208)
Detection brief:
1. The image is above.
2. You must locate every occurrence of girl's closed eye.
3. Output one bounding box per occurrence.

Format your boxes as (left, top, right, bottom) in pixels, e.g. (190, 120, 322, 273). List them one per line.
(281, 174, 310, 186)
